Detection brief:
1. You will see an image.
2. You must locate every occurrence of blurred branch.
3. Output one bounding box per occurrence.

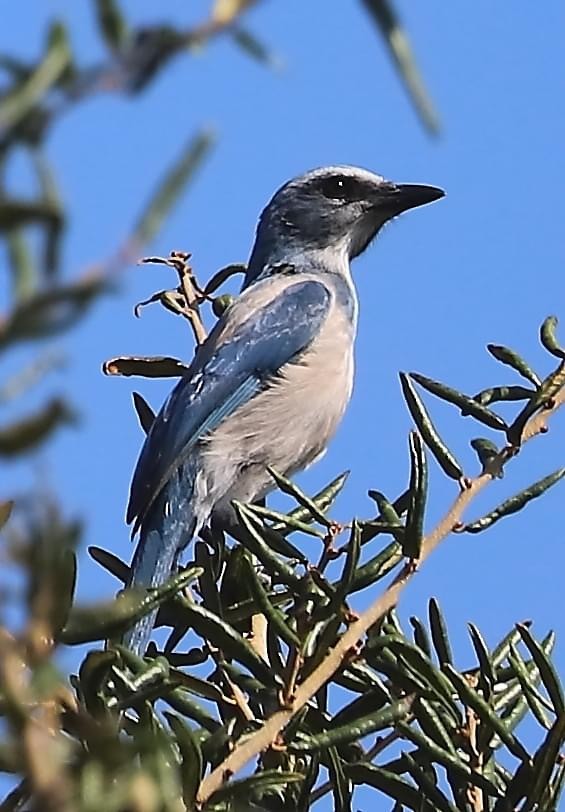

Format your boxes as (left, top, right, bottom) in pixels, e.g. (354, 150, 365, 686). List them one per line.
(0, 23, 71, 133)
(361, 0, 440, 134)
(0, 397, 77, 458)
(131, 131, 215, 248)
(0, 275, 110, 352)
(0, 351, 65, 404)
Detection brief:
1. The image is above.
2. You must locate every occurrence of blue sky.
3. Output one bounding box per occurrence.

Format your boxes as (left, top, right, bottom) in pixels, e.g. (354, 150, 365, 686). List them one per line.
(2, 0, 565, 806)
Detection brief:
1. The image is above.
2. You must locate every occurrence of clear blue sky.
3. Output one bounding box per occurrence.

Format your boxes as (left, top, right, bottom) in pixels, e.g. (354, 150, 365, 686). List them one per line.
(3, 0, 565, 805)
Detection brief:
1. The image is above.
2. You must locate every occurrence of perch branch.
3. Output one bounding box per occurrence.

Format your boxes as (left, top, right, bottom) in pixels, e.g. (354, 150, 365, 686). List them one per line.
(196, 390, 565, 806)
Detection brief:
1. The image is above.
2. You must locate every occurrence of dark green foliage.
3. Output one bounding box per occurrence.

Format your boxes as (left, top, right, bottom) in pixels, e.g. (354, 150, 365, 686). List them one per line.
(1, 354, 564, 808)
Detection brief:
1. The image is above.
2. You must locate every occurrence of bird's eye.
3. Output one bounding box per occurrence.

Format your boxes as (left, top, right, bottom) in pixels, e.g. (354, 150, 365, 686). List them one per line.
(318, 176, 358, 201)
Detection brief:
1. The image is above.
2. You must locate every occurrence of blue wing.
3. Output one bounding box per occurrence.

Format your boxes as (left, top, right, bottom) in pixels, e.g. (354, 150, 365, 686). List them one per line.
(127, 279, 331, 534)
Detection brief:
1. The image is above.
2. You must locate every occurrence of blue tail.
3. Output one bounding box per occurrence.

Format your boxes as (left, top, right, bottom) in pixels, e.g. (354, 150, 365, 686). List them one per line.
(123, 473, 196, 656)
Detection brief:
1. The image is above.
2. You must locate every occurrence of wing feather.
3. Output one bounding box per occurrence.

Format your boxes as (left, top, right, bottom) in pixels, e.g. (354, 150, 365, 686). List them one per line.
(127, 279, 331, 533)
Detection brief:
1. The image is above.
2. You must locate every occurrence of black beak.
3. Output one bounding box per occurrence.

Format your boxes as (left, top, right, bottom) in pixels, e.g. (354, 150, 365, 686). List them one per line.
(387, 183, 445, 214)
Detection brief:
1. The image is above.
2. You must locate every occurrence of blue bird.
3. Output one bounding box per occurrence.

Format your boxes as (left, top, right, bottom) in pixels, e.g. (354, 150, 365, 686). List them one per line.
(123, 165, 444, 654)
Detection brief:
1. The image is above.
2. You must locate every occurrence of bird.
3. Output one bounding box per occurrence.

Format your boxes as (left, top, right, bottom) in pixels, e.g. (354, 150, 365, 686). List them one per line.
(123, 165, 444, 654)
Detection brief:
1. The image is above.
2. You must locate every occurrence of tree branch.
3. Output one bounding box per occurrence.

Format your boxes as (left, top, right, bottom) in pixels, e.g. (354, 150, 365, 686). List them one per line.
(196, 389, 565, 806)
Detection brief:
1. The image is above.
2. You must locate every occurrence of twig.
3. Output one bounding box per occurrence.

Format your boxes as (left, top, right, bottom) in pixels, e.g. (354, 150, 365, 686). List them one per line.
(175, 252, 207, 345)
(308, 729, 401, 805)
(218, 664, 255, 724)
(136, 252, 208, 347)
(195, 391, 565, 805)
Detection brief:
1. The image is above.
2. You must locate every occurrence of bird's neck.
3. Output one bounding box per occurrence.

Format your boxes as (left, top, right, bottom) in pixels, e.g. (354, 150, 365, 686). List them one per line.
(246, 236, 352, 286)
(246, 239, 358, 328)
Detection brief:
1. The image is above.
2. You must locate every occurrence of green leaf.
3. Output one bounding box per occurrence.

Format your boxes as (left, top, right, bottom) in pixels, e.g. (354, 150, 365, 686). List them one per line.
(164, 689, 221, 733)
(400, 372, 463, 480)
(206, 770, 304, 807)
(6, 228, 36, 300)
(507, 362, 565, 445)
(88, 545, 129, 584)
(50, 548, 77, 636)
(486, 343, 542, 387)
(516, 623, 564, 715)
(288, 695, 414, 752)
(413, 696, 457, 755)
(202, 263, 246, 296)
(0, 276, 109, 351)
(0, 397, 76, 457)
(397, 722, 501, 797)
(134, 712, 182, 807)
(492, 621, 530, 669)
(78, 649, 118, 714)
(379, 638, 461, 723)
(295, 754, 320, 812)
(473, 385, 535, 406)
(164, 712, 202, 808)
(540, 315, 565, 360)
(470, 437, 501, 476)
(327, 746, 351, 812)
(409, 615, 432, 657)
(31, 149, 64, 276)
(233, 502, 305, 588)
(219, 545, 254, 627)
(95, 0, 129, 52)
(507, 646, 552, 730)
(267, 467, 332, 528)
(330, 685, 390, 728)
(174, 596, 280, 689)
(410, 372, 507, 431)
(347, 540, 403, 593)
(111, 652, 173, 708)
(60, 566, 202, 644)
(403, 752, 459, 812)
(246, 501, 325, 540)
(0, 22, 71, 132)
(367, 489, 403, 526)
(333, 520, 361, 603)
(403, 431, 427, 560)
(360, 0, 440, 135)
(358, 518, 404, 546)
(428, 597, 453, 667)
(231, 27, 280, 69)
(0, 198, 62, 232)
(467, 622, 496, 695)
(444, 664, 530, 761)
(516, 714, 565, 812)
(273, 470, 349, 534)
(132, 392, 155, 434)
(240, 554, 300, 649)
(493, 631, 554, 716)
(133, 129, 215, 245)
(463, 467, 565, 533)
(346, 762, 422, 807)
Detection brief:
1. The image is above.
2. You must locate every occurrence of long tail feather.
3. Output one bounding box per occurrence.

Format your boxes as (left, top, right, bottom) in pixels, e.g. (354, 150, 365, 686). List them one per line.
(123, 474, 196, 656)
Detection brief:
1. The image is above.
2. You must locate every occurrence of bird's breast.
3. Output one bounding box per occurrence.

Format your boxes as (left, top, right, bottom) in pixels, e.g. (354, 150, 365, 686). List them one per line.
(203, 299, 355, 478)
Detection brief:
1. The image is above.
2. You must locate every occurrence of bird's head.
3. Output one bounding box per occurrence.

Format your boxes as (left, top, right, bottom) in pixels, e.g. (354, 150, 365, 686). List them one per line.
(247, 165, 444, 279)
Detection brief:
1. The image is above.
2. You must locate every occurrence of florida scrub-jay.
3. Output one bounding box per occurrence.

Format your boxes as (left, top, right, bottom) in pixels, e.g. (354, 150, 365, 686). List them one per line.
(124, 165, 444, 654)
